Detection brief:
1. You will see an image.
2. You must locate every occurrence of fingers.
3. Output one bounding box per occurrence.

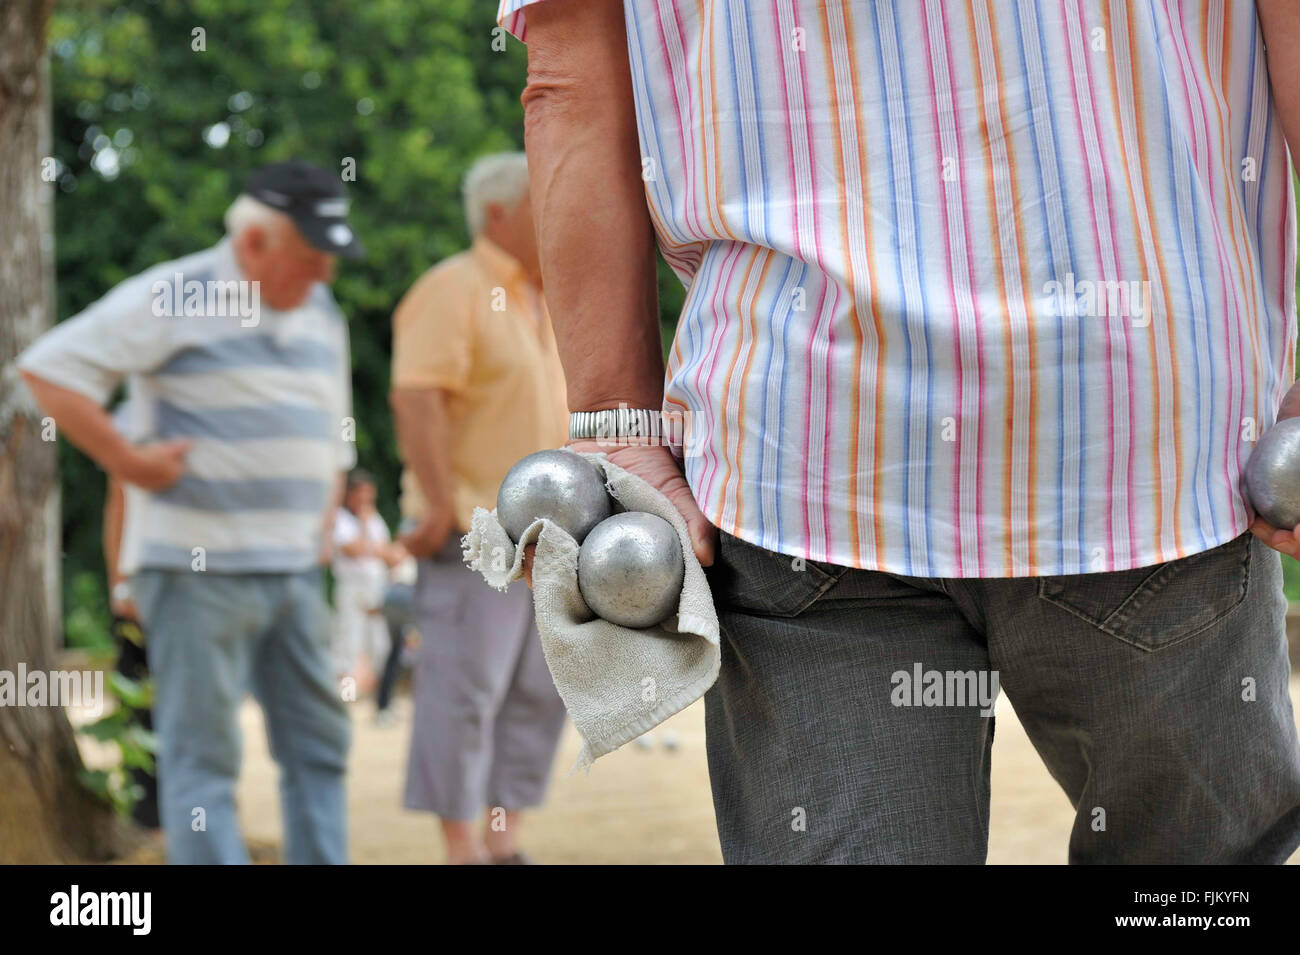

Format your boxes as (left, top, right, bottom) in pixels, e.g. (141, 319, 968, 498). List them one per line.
(522, 543, 536, 590)
(665, 484, 716, 566)
(589, 443, 718, 566)
(399, 517, 451, 559)
(1249, 517, 1297, 555)
(397, 532, 429, 559)
(604, 446, 717, 564)
(110, 598, 139, 621)
(147, 440, 191, 490)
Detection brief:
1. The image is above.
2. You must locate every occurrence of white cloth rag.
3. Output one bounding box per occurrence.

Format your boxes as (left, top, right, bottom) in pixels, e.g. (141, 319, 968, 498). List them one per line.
(462, 449, 721, 770)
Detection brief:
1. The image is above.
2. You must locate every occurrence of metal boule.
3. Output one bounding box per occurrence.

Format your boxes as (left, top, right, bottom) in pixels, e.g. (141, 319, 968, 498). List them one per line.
(1244, 417, 1300, 530)
(578, 511, 684, 629)
(496, 449, 613, 544)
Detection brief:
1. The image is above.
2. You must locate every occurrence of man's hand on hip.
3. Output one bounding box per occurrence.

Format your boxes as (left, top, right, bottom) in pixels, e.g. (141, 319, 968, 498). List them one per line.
(119, 440, 190, 491)
(400, 513, 454, 559)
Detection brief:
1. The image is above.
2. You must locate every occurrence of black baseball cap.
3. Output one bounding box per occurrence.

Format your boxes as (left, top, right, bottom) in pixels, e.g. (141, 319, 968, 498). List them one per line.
(243, 160, 364, 259)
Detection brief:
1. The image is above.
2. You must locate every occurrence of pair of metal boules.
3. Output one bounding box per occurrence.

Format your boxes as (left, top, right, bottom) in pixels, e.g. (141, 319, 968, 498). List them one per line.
(495, 450, 685, 628)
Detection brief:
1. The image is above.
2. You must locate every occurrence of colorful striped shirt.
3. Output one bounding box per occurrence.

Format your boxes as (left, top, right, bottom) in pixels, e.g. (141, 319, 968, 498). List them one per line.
(500, 0, 1296, 578)
(20, 240, 355, 573)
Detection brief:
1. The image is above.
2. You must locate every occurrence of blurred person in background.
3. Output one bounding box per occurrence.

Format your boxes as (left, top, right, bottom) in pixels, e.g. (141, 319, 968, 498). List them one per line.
(390, 151, 568, 865)
(374, 544, 418, 727)
(330, 468, 406, 692)
(19, 160, 362, 865)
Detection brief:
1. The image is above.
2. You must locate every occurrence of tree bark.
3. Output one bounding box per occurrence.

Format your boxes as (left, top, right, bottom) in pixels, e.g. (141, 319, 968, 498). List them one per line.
(0, 0, 125, 863)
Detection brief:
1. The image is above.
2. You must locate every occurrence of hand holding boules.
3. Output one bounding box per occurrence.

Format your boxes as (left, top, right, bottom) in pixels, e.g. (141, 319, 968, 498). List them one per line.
(470, 444, 721, 769)
(499, 445, 700, 628)
(564, 440, 716, 568)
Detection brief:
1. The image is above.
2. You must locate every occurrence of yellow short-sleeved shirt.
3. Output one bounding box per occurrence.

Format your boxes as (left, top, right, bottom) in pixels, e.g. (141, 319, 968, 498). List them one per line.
(391, 236, 569, 531)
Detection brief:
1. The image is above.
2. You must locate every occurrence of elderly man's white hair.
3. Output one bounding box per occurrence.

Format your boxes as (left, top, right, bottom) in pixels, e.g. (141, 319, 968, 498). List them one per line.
(223, 194, 292, 239)
(462, 152, 530, 237)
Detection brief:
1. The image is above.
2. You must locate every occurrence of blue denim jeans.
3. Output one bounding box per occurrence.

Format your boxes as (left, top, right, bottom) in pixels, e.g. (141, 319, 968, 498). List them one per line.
(703, 530, 1300, 863)
(133, 568, 351, 864)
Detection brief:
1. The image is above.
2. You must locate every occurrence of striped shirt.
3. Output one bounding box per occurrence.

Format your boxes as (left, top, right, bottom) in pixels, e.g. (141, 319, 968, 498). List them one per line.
(506, 0, 1296, 578)
(20, 240, 355, 573)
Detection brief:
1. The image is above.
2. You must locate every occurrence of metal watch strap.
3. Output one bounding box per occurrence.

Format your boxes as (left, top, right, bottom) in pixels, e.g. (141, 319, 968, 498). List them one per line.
(569, 408, 664, 442)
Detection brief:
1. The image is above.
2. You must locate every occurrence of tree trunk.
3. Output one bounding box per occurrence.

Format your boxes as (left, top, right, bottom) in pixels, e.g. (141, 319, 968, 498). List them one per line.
(0, 0, 125, 863)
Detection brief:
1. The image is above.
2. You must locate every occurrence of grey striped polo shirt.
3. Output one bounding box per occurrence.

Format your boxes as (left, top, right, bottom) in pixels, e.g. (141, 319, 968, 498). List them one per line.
(20, 240, 356, 573)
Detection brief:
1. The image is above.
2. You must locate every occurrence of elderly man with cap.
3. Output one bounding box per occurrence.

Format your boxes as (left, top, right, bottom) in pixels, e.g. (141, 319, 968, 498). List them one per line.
(20, 160, 362, 865)
(391, 151, 569, 865)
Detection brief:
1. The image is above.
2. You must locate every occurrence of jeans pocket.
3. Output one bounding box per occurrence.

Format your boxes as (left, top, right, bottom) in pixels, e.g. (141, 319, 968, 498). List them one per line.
(707, 530, 848, 617)
(1036, 533, 1252, 652)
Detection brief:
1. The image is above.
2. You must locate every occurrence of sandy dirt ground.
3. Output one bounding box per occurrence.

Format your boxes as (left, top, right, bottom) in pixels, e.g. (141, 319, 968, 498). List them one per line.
(223, 677, 1300, 865)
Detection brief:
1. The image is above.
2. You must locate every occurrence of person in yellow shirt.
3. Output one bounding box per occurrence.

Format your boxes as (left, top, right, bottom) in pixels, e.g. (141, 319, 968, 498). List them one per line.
(390, 152, 568, 865)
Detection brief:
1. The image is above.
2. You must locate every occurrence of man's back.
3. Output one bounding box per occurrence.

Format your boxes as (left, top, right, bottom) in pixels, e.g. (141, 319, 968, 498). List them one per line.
(502, 0, 1300, 868)
(505, 0, 1295, 578)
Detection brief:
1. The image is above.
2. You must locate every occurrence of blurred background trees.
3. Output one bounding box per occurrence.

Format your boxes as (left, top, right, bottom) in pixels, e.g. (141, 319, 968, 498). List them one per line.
(47, 0, 685, 648)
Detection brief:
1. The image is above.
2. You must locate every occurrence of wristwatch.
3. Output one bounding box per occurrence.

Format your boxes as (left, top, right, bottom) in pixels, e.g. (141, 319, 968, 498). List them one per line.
(111, 580, 132, 604)
(570, 408, 675, 446)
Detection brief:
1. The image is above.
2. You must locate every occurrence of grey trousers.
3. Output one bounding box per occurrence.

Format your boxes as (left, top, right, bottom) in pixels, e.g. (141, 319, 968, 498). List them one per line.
(403, 537, 567, 820)
(703, 530, 1300, 864)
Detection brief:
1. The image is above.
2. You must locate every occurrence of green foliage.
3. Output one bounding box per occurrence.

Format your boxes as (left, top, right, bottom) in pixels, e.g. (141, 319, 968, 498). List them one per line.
(76, 672, 157, 816)
(62, 570, 114, 652)
(1282, 552, 1300, 605)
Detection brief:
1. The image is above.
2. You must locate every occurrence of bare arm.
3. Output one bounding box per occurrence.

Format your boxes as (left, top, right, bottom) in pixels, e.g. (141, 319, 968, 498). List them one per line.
(104, 477, 126, 586)
(318, 472, 346, 565)
(21, 371, 188, 490)
(521, 0, 663, 411)
(390, 386, 457, 557)
(519, 0, 716, 566)
(1259, 2, 1300, 159)
(103, 476, 141, 619)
